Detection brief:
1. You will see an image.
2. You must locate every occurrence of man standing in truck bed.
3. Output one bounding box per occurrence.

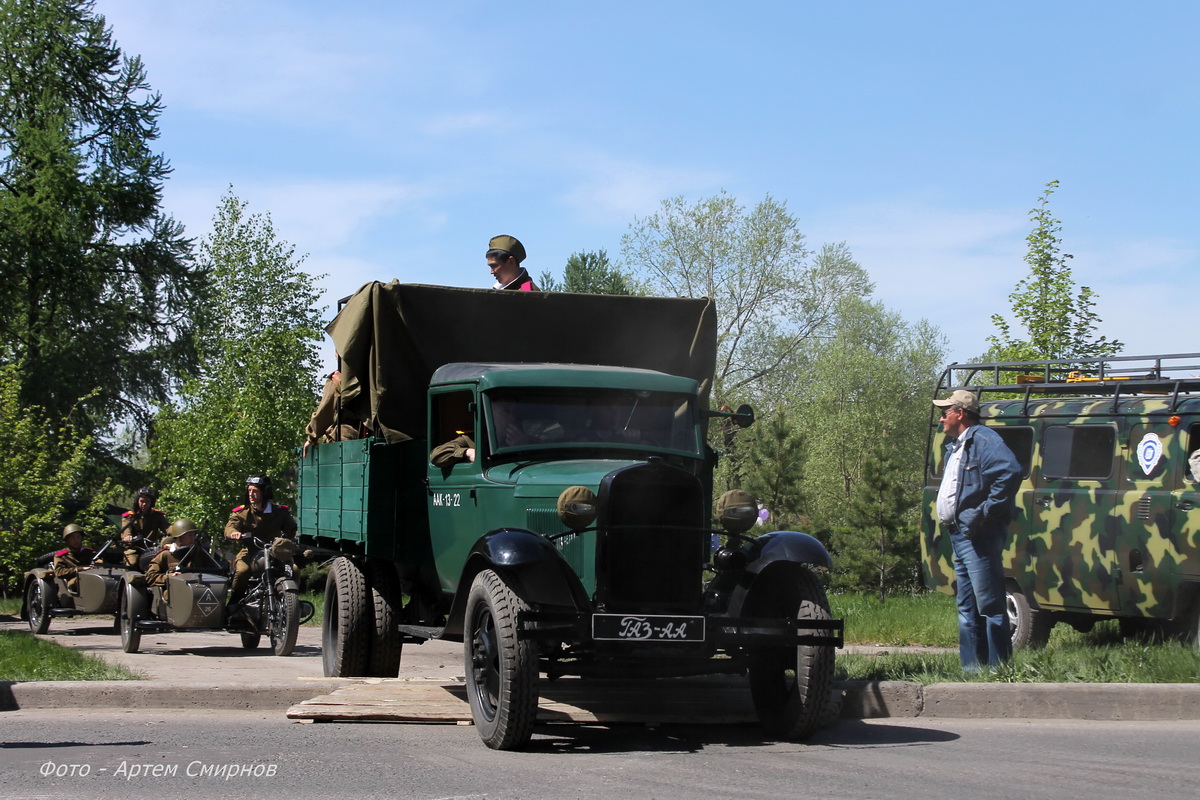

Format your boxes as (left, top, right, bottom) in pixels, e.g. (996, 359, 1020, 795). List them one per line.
(487, 235, 537, 291)
(933, 389, 1021, 670)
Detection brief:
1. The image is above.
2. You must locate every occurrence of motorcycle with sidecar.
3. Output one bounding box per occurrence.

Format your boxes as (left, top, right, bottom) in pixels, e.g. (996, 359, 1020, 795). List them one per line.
(118, 535, 312, 656)
(20, 536, 151, 634)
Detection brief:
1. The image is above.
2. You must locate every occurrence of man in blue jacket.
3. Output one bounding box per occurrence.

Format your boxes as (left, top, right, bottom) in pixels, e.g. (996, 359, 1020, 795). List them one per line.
(933, 389, 1021, 669)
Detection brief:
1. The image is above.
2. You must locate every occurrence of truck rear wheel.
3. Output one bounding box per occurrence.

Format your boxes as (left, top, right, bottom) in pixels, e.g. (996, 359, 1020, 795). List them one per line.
(464, 569, 538, 750)
(366, 560, 403, 677)
(747, 567, 836, 740)
(323, 557, 370, 677)
(1007, 584, 1053, 649)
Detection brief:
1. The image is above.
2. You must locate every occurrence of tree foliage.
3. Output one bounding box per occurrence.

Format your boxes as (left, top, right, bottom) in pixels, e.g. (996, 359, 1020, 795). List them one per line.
(149, 192, 323, 535)
(621, 192, 873, 406)
(0, 364, 108, 591)
(0, 0, 203, 477)
(987, 181, 1121, 362)
(538, 249, 638, 295)
(828, 440, 922, 599)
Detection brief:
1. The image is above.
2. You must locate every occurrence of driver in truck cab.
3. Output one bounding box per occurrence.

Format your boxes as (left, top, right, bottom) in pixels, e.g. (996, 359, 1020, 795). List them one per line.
(224, 474, 297, 611)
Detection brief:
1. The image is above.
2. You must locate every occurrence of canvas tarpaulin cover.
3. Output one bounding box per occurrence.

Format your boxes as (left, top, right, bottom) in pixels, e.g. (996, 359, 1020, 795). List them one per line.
(327, 282, 717, 444)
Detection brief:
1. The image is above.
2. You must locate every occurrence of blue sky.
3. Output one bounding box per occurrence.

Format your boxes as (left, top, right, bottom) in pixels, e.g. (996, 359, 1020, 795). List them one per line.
(96, 1, 1199, 367)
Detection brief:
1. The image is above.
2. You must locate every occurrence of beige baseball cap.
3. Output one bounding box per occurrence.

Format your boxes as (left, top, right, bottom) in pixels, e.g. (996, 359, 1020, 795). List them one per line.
(932, 389, 979, 414)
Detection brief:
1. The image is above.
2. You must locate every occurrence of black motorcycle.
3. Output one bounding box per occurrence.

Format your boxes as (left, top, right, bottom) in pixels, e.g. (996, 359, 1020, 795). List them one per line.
(235, 536, 315, 656)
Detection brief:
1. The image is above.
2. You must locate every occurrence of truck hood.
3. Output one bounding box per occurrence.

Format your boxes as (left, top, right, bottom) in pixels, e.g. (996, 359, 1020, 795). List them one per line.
(486, 459, 645, 499)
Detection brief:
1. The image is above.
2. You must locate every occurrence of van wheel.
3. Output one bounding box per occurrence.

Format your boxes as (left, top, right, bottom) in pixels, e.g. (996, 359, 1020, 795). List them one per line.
(322, 558, 370, 677)
(1007, 585, 1052, 649)
(747, 567, 836, 740)
(464, 570, 537, 750)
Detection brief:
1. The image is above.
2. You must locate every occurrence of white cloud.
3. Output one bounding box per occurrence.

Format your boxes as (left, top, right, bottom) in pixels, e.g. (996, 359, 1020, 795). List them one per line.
(558, 149, 728, 225)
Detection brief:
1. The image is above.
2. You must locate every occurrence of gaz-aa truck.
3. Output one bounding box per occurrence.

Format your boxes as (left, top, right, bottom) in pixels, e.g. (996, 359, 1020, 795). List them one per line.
(297, 282, 843, 750)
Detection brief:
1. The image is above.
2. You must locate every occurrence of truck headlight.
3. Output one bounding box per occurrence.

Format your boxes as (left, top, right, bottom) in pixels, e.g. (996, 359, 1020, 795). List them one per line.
(715, 489, 759, 535)
(557, 486, 597, 532)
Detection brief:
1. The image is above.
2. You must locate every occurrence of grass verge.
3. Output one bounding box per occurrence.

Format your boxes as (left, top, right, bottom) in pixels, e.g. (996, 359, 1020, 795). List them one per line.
(831, 590, 1200, 683)
(0, 629, 141, 681)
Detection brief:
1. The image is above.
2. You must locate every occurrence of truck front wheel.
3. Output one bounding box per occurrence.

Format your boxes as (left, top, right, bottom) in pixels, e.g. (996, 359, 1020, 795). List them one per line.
(747, 567, 836, 740)
(322, 558, 370, 677)
(464, 569, 538, 750)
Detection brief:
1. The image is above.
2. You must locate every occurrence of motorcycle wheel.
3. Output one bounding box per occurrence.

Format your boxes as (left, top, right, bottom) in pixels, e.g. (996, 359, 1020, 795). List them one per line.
(27, 577, 52, 634)
(240, 632, 261, 649)
(270, 587, 300, 657)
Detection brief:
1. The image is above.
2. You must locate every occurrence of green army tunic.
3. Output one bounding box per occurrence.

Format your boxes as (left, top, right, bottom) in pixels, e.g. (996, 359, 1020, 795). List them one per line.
(53, 545, 95, 594)
(120, 508, 169, 568)
(224, 502, 297, 599)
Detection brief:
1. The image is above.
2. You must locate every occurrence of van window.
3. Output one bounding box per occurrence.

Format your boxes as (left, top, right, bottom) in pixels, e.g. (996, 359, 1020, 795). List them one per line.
(1042, 425, 1115, 479)
(1188, 423, 1200, 482)
(994, 426, 1033, 479)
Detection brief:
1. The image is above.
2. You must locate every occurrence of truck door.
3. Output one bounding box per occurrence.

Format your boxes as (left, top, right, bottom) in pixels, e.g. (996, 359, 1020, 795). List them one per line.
(1030, 422, 1121, 614)
(426, 389, 488, 594)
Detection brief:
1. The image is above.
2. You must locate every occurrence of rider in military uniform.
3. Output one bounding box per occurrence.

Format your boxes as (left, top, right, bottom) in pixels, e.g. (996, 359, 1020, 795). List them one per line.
(53, 524, 95, 594)
(120, 486, 169, 569)
(224, 475, 297, 609)
(144, 518, 199, 592)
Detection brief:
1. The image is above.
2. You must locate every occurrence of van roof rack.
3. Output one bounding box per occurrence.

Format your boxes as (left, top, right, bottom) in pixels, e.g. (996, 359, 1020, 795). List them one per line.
(936, 352, 1200, 413)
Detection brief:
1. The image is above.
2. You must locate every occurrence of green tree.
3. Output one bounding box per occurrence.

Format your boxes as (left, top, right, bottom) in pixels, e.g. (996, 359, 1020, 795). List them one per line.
(829, 440, 921, 598)
(538, 249, 638, 295)
(621, 193, 873, 406)
(0, 365, 108, 591)
(987, 181, 1121, 362)
(150, 192, 323, 535)
(794, 297, 944, 543)
(738, 408, 807, 533)
(0, 0, 202, 477)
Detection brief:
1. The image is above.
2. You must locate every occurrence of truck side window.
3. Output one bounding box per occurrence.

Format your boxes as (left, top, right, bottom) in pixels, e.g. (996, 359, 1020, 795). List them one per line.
(431, 390, 474, 445)
(1188, 423, 1200, 481)
(994, 426, 1033, 479)
(1042, 425, 1115, 479)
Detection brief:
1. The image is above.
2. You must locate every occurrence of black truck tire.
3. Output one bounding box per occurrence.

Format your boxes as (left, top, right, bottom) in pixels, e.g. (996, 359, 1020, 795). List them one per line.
(366, 560, 403, 677)
(270, 587, 300, 657)
(464, 569, 538, 750)
(26, 577, 52, 634)
(1007, 584, 1053, 649)
(322, 557, 371, 677)
(747, 567, 836, 740)
(119, 581, 144, 654)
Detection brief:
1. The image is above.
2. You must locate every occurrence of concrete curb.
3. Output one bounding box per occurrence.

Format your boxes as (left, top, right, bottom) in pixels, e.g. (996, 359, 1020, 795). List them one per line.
(6, 678, 1200, 721)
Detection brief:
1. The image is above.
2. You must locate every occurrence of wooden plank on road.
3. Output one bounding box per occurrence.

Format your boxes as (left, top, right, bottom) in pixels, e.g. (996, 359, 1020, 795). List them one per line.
(287, 676, 758, 725)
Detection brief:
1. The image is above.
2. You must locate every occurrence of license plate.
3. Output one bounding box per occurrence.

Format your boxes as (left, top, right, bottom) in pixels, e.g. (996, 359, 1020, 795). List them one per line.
(592, 614, 705, 642)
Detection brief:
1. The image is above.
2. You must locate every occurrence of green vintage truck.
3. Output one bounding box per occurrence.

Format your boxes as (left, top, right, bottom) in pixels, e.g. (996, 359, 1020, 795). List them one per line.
(297, 282, 843, 750)
(922, 353, 1200, 649)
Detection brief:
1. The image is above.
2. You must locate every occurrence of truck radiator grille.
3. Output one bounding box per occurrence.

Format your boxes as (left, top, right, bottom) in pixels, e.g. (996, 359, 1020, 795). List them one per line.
(595, 462, 707, 613)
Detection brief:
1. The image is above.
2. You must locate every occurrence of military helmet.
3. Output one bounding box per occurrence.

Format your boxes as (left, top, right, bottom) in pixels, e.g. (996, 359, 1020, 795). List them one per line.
(135, 486, 159, 501)
(167, 518, 199, 538)
(61, 523, 85, 541)
(244, 473, 274, 503)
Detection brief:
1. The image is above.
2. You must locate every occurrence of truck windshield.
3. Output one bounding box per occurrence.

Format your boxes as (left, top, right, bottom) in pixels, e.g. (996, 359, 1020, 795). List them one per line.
(485, 389, 699, 456)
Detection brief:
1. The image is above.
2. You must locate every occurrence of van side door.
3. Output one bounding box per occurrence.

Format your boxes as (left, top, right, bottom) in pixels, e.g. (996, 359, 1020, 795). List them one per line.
(1029, 422, 1121, 615)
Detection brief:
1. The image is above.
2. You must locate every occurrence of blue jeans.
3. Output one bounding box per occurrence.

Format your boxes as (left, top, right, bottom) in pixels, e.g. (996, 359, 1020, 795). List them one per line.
(949, 524, 1012, 669)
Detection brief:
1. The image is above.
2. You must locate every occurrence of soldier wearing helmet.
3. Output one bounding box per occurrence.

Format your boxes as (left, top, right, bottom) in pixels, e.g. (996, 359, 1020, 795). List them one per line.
(224, 474, 297, 609)
(53, 524, 95, 594)
(144, 518, 200, 589)
(120, 486, 169, 569)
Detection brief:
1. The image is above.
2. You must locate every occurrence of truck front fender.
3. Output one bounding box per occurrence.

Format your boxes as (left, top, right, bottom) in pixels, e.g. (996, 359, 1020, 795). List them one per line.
(443, 528, 590, 638)
(721, 530, 833, 620)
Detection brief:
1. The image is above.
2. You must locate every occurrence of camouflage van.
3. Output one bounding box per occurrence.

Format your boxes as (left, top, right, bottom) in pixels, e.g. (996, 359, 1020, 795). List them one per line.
(921, 353, 1200, 648)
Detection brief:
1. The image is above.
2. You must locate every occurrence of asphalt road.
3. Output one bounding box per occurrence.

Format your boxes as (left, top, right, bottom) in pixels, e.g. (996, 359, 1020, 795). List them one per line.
(2, 708, 1199, 800)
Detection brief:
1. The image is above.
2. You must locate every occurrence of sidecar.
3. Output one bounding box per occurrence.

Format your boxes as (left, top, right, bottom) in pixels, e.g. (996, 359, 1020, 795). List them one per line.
(118, 545, 233, 653)
(21, 541, 132, 634)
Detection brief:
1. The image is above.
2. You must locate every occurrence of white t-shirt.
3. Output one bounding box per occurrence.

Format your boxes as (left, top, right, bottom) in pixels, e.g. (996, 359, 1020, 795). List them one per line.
(936, 433, 965, 523)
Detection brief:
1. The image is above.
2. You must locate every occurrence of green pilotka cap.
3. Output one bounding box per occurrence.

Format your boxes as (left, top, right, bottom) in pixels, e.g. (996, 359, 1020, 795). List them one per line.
(487, 235, 526, 263)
